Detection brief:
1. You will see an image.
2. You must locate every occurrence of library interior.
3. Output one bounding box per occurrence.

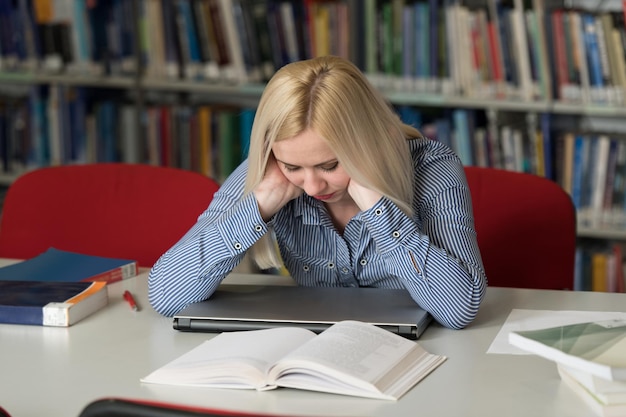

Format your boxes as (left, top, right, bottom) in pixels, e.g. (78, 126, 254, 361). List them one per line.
(1, 1, 626, 416)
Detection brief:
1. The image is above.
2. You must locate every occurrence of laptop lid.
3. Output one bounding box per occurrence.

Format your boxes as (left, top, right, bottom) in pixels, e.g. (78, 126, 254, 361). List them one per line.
(173, 285, 432, 339)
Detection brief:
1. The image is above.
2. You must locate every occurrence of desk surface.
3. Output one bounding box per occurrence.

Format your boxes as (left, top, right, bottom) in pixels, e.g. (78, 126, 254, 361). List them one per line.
(1, 266, 625, 417)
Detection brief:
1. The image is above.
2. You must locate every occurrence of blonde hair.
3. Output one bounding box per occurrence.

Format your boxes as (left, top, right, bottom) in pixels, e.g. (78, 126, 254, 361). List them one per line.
(245, 56, 421, 269)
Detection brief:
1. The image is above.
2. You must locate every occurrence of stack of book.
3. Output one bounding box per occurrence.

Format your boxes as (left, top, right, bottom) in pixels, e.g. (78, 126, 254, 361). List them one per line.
(509, 321, 626, 417)
(557, 363, 626, 417)
(0, 248, 138, 327)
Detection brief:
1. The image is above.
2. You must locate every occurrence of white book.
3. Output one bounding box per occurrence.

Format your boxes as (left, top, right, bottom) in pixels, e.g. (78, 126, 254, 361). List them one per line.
(590, 135, 611, 227)
(558, 363, 626, 404)
(558, 364, 626, 417)
(141, 320, 446, 400)
(120, 105, 139, 164)
(445, 4, 462, 96)
(511, 0, 533, 101)
(279, 2, 299, 63)
(509, 320, 626, 382)
(217, 0, 248, 84)
(47, 86, 63, 166)
(501, 125, 516, 171)
(52, 0, 92, 75)
(143, 0, 167, 79)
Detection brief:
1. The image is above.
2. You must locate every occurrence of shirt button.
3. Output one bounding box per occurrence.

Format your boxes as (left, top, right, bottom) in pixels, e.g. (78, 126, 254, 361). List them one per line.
(254, 224, 263, 232)
(392, 231, 400, 238)
(359, 258, 367, 266)
(303, 265, 310, 272)
(374, 208, 383, 216)
(341, 267, 348, 273)
(233, 242, 242, 250)
(327, 262, 335, 269)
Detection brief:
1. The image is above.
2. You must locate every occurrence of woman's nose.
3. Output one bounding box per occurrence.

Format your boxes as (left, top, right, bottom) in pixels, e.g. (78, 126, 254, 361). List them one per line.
(302, 172, 325, 195)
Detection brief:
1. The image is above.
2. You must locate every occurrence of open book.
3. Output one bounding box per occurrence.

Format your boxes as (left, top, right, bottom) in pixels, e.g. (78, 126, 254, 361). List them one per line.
(141, 320, 446, 400)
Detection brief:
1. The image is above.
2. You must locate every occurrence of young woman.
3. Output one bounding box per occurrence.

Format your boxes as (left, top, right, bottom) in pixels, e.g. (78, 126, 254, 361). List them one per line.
(148, 56, 486, 329)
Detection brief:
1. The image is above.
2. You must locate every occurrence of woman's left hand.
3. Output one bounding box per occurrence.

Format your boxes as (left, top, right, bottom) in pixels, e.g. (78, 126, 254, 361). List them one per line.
(347, 179, 382, 211)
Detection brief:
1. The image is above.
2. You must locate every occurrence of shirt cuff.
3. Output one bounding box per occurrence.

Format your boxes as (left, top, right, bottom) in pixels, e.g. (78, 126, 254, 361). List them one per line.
(359, 197, 423, 255)
(215, 193, 268, 256)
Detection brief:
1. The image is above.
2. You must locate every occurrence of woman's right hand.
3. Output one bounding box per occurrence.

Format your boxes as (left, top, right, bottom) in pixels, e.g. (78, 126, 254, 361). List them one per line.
(253, 154, 303, 221)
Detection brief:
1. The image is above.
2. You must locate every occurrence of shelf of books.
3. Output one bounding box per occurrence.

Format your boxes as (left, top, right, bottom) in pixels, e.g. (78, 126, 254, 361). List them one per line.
(1, 0, 625, 291)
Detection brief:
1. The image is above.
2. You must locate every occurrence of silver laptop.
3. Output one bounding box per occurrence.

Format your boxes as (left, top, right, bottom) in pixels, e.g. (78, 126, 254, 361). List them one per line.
(173, 285, 432, 339)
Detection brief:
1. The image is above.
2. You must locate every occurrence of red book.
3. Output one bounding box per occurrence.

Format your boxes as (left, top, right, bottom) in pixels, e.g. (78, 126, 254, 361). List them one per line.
(551, 9, 570, 99)
(487, 22, 503, 82)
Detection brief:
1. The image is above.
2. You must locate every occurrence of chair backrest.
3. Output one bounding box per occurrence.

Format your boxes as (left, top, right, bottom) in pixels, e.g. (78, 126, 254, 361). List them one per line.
(0, 163, 220, 268)
(79, 398, 280, 417)
(464, 166, 576, 290)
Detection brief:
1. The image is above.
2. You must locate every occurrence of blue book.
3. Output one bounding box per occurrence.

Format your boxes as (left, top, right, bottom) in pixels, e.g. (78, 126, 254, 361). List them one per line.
(87, 1, 109, 70)
(29, 86, 49, 167)
(0, 107, 7, 173)
(579, 136, 595, 224)
(119, 0, 137, 73)
(0, 280, 108, 326)
(69, 87, 88, 162)
(177, 0, 202, 74)
(0, 0, 17, 66)
(573, 246, 584, 291)
(452, 109, 474, 166)
(414, 2, 430, 80)
(161, 0, 182, 77)
(434, 116, 453, 151)
(571, 134, 587, 211)
(70, 0, 94, 72)
(8, 1, 27, 64)
(428, 0, 439, 80)
(581, 13, 603, 89)
(0, 247, 138, 284)
(495, 1, 515, 83)
(402, 5, 415, 82)
(18, 0, 42, 65)
(97, 101, 117, 162)
(397, 105, 422, 129)
(239, 107, 255, 159)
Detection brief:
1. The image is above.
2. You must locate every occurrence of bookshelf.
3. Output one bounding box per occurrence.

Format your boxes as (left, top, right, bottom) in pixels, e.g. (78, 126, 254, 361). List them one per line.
(1, 0, 626, 288)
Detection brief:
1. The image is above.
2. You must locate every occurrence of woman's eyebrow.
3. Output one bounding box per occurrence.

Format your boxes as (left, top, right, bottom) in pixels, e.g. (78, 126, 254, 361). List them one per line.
(276, 158, 338, 167)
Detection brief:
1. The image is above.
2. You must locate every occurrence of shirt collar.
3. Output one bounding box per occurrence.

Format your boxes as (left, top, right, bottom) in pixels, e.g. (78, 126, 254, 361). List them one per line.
(291, 195, 325, 225)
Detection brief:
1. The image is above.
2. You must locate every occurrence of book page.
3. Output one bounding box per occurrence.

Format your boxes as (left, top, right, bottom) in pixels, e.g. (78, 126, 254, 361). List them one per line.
(268, 321, 419, 391)
(141, 327, 316, 389)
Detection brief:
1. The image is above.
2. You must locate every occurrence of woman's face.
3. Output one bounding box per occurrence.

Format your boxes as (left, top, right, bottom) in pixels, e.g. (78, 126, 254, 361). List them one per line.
(272, 129, 351, 204)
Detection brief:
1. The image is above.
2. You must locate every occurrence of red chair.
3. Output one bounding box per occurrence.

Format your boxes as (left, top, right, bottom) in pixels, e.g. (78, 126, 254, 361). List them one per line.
(464, 166, 576, 290)
(0, 163, 220, 268)
(79, 398, 283, 417)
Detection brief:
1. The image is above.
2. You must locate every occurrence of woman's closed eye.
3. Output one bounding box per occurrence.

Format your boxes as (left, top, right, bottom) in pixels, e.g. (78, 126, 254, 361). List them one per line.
(319, 161, 339, 172)
(282, 164, 300, 172)
(282, 161, 339, 173)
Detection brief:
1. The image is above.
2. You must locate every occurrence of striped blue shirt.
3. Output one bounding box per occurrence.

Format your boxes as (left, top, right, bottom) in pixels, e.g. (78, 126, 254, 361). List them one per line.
(148, 138, 487, 329)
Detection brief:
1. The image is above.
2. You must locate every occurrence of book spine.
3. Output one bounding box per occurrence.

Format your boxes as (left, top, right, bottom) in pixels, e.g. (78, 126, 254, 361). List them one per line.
(0, 304, 43, 325)
(80, 261, 139, 284)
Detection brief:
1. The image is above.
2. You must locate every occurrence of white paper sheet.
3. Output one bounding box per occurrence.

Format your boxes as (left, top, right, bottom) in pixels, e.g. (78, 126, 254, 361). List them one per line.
(487, 309, 626, 354)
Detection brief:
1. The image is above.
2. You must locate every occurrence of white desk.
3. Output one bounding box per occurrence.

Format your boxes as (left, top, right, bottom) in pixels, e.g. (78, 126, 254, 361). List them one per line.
(1, 268, 625, 417)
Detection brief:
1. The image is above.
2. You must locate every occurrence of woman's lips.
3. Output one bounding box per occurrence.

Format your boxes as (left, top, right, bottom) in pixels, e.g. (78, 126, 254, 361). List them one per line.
(313, 193, 335, 201)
